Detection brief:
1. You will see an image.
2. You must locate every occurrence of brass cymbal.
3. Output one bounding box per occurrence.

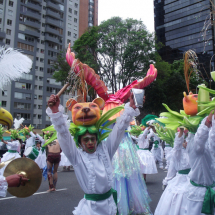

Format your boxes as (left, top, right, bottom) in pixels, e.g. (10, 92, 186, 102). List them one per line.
(3, 158, 42, 198)
(0, 157, 15, 169)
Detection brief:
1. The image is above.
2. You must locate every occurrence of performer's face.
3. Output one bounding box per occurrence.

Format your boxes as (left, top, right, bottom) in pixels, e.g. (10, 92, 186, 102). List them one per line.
(80, 133, 97, 154)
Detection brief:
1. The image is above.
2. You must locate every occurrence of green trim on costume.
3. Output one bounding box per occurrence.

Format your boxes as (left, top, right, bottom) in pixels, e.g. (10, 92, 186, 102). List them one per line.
(190, 180, 215, 214)
(8, 150, 17, 153)
(178, 168, 190, 175)
(85, 188, 118, 215)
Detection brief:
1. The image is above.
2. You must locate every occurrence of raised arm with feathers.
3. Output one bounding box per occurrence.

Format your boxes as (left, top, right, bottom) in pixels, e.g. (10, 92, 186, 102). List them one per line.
(66, 44, 158, 120)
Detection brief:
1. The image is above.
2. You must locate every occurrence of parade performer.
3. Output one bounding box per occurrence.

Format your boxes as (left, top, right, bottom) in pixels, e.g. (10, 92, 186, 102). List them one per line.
(46, 92, 140, 215)
(163, 141, 173, 170)
(142, 115, 164, 169)
(0, 129, 21, 175)
(23, 126, 36, 152)
(46, 139, 61, 192)
(59, 151, 72, 171)
(155, 128, 191, 215)
(0, 174, 29, 197)
(34, 134, 46, 170)
(130, 126, 157, 181)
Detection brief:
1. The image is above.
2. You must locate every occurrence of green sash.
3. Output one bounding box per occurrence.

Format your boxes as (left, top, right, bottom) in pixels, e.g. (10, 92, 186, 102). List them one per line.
(190, 180, 215, 214)
(8, 150, 17, 153)
(178, 168, 190, 175)
(85, 188, 118, 214)
(140, 148, 149, 151)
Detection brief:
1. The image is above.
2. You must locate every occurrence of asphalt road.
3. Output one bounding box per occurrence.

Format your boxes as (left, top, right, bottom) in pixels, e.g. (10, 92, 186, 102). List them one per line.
(1, 165, 167, 215)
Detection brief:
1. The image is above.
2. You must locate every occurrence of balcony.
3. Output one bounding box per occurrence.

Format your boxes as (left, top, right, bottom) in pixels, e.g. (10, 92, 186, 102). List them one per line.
(45, 35, 62, 44)
(46, 17, 62, 27)
(21, 20, 40, 29)
(24, 2, 42, 11)
(20, 10, 41, 20)
(22, 29, 40, 38)
(33, 0, 42, 3)
(46, 10, 61, 19)
(45, 26, 61, 36)
(46, 1, 61, 11)
(0, 31, 6, 39)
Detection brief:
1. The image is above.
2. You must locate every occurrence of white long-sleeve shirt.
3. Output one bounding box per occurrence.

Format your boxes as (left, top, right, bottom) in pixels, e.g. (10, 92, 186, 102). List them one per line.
(46, 103, 140, 215)
(24, 131, 36, 151)
(186, 116, 215, 201)
(137, 128, 150, 149)
(6, 140, 20, 152)
(36, 134, 45, 147)
(0, 175, 7, 197)
(163, 134, 190, 185)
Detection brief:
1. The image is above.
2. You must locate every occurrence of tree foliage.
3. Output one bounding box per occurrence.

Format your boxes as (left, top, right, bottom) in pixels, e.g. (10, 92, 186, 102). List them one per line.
(73, 17, 156, 94)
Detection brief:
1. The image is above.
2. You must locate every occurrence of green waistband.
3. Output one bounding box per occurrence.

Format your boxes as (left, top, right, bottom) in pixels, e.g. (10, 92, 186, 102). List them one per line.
(85, 188, 118, 214)
(139, 148, 149, 150)
(8, 150, 17, 153)
(178, 168, 190, 175)
(190, 180, 215, 214)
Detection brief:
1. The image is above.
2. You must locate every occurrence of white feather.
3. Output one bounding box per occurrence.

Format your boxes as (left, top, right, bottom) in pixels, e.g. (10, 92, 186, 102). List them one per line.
(14, 118, 25, 129)
(0, 46, 33, 89)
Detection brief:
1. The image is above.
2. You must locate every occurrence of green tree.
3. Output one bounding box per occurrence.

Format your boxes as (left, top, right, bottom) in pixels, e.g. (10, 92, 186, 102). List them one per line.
(73, 17, 156, 94)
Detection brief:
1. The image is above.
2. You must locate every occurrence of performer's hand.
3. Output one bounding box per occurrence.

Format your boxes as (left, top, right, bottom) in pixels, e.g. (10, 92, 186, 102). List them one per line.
(48, 94, 60, 113)
(6, 174, 29, 187)
(205, 110, 214, 128)
(129, 93, 137, 109)
(178, 127, 184, 138)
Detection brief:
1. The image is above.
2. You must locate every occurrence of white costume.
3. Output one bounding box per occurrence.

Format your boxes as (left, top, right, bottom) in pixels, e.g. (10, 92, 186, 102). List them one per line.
(59, 152, 72, 167)
(0, 140, 21, 175)
(0, 175, 7, 197)
(24, 131, 36, 152)
(46, 103, 139, 215)
(136, 129, 157, 174)
(148, 129, 164, 168)
(155, 133, 190, 215)
(182, 117, 215, 215)
(164, 142, 173, 170)
(35, 134, 46, 169)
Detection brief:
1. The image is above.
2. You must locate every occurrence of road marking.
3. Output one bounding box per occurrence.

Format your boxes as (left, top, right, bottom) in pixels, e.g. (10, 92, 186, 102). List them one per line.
(0, 188, 67, 201)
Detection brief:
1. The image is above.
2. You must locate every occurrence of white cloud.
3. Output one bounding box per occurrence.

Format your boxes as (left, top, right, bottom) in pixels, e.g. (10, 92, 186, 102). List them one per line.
(98, 0, 155, 33)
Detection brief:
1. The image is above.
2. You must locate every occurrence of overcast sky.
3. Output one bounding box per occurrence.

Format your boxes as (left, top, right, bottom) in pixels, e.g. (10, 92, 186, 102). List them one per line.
(98, 0, 155, 33)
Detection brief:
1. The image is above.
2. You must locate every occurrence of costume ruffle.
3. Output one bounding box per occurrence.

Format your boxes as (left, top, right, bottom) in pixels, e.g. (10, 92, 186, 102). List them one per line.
(136, 150, 157, 174)
(35, 150, 46, 169)
(0, 175, 8, 197)
(59, 152, 71, 166)
(112, 133, 152, 215)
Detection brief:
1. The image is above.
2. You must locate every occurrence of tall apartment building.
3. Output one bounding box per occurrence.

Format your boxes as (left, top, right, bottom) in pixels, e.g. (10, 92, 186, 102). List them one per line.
(0, 0, 98, 129)
(79, 0, 98, 37)
(154, 0, 214, 79)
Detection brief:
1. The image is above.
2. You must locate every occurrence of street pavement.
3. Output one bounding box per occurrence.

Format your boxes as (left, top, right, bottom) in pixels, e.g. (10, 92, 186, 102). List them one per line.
(1, 165, 167, 215)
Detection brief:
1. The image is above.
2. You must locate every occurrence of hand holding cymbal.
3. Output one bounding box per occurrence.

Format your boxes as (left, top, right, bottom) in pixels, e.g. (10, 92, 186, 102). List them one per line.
(4, 158, 42, 198)
(6, 174, 29, 187)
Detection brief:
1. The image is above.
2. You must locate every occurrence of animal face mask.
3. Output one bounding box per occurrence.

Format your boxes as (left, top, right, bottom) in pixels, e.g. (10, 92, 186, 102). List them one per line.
(66, 98, 105, 126)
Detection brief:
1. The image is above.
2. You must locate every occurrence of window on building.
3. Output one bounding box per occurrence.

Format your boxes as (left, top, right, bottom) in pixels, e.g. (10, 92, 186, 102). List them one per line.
(14, 113, 31, 120)
(69, 8, 72, 13)
(36, 57, 39, 61)
(2, 101, 7, 107)
(67, 39, 70, 44)
(14, 102, 31, 110)
(34, 104, 37, 108)
(35, 75, 38, 80)
(8, 9, 13, 16)
(73, 33, 77, 38)
(42, 23, 45, 27)
(68, 15, 72, 21)
(6, 39, 10, 45)
(34, 85, 37, 89)
(39, 67, 43, 72)
(14, 92, 31, 100)
(7, 19, 12, 26)
(39, 76, 43, 81)
(68, 31, 71, 36)
(15, 82, 32, 90)
(9, 1, 13, 7)
(41, 40, 44, 44)
(36, 48, 39, 52)
(2, 90, 7, 96)
(74, 10, 77, 15)
(38, 95, 42, 100)
(34, 95, 37, 99)
(6, 29, 11, 35)
(75, 3, 78, 8)
(43, 6, 46, 10)
(69, 0, 73, 5)
(38, 105, 42, 109)
(38, 114, 42, 119)
(74, 18, 77, 23)
(40, 49, 44, 53)
(35, 66, 38, 71)
(39, 86, 43, 90)
(0, 0, 3, 5)
(0, 19, 2, 24)
(21, 73, 33, 80)
(17, 42, 34, 52)
(40, 58, 44, 63)
(33, 114, 36, 118)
